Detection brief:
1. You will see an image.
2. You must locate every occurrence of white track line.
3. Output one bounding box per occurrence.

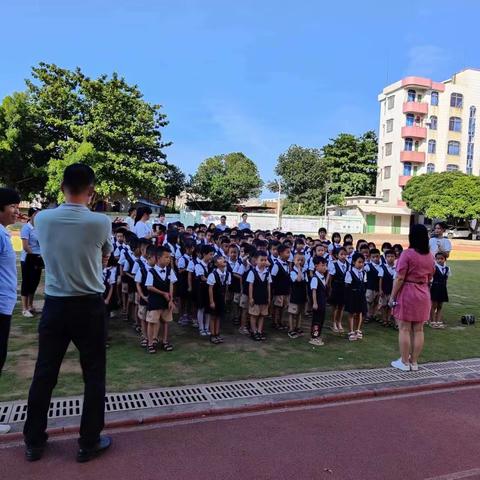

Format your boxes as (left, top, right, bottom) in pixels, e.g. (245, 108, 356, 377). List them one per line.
(425, 468, 480, 479)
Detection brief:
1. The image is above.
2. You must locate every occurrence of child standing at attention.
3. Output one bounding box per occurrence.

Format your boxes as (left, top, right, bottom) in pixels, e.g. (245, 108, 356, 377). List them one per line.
(327, 247, 349, 333)
(195, 245, 215, 336)
(176, 239, 196, 326)
(247, 251, 272, 341)
(239, 245, 255, 335)
(145, 246, 177, 353)
(309, 257, 328, 346)
(344, 253, 367, 341)
(288, 254, 308, 338)
(365, 248, 383, 323)
(226, 245, 243, 326)
(270, 244, 291, 331)
(378, 249, 396, 327)
(430, 252, 451, 329)
(207, 255, 231, 344)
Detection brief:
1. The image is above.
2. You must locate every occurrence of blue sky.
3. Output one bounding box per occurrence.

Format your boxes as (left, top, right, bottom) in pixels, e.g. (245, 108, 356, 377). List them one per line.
(1, 0, 479, 194)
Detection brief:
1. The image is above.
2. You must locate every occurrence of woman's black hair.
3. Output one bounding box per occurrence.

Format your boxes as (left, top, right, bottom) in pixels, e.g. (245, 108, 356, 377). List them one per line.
(355, 239, 367, 250)
(331, 232, 341, 243)
(408, 224, 430, 255)
(134, 206, 152, 225)
(343, 233, 353, 244)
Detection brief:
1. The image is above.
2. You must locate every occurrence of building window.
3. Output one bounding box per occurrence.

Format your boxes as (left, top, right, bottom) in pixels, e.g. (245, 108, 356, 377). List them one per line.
(427, 163, 435, 174)
(384, 166, 391, 179)
(404, 138, 413, 151)
(385, 142, 392, 156)
(386, 119, 393, 132)
(447, 140, 460, 155)
(382, 190, 390, 202)
(429, 115, 438, 130)
(450, 93, 463, 108)
(406, 113, 415, 126)
(407, 89, 416, 102)
(467, 106, 476, 175)
(446, 164, 459, 172)
(431, 91, 439, 106)
(403, 162, 412, 176)
(449, 116, 462, 132)
(387, 95, 395, 109)
(428, 139, 436, 154)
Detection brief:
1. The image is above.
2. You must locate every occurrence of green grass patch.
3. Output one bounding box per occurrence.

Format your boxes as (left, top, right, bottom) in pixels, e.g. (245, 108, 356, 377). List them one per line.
(1, 259, 479, 402)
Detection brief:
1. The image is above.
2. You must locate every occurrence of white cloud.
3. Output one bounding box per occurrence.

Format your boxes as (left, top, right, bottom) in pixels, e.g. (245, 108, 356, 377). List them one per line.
(405, 45, 451, 77)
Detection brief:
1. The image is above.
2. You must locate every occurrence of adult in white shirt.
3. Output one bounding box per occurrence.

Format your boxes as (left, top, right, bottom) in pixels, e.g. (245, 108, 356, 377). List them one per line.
(429, 222, 452, 258)
(133, 207, 156, 239)
(216, 215, 229, 231)
(124, 206, 136, 231)
(238, 213, 251, 231)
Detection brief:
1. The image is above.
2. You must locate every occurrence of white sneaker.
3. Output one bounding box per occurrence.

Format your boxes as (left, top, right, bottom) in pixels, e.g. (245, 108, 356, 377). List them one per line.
(22, 310, 34, 318)
(200, 330, 208, 337)
(391, 358, 411, 372)
(0, 424, 11, 434)
(205, 330, 212, 336)
(410, 363, 419, 372)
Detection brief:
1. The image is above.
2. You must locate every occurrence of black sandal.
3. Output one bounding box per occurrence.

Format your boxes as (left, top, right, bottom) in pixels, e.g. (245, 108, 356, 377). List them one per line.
(162, 342, 174, 352)
(147, 344, 156, 354)
(140, 337, 148, 348)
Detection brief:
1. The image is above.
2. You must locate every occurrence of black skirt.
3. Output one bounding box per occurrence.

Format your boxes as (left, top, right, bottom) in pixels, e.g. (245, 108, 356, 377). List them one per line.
(329, 281, 345, 306)
(344, 287, 367, 314)
(431, 282, 448, 303)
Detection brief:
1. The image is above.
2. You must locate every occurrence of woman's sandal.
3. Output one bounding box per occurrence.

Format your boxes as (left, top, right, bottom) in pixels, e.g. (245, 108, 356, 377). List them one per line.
(162, 342, 174, 352)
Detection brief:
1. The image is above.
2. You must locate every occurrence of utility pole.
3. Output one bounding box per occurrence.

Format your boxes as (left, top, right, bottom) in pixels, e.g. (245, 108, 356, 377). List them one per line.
(276, 179, 282, 230)
(324, 180, 330, 232)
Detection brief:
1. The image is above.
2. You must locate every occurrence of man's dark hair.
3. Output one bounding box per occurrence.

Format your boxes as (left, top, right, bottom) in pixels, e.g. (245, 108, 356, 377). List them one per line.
(62, 163, 95, 194)
(0, 188, 21, 210)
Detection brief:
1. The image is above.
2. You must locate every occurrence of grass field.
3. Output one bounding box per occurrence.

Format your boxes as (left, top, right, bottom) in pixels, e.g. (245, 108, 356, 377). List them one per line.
(1, 250, 479, 402)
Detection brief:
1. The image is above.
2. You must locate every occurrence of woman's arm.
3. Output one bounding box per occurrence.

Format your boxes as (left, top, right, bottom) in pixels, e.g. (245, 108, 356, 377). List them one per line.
(22, 238, 33, 255)
(389, 273, 405, 303)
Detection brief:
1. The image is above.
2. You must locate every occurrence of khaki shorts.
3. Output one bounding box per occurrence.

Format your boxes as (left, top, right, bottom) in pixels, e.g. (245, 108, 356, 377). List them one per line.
(146, 309, 173, 324)
(233, 293, 241, 304)
(138, 305, 147, 321)
(240, 294, 249, 309)
(366, 289, 379, 304)
(249, 304, 269, 317)
(273, 295, 289, 308)
(121, 282, 129, 294)
(288, 303, 305, 315)
(378, 294, 390, 308)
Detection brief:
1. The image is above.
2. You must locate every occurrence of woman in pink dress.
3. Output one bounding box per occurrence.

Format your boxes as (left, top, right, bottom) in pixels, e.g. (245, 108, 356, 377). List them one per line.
(390, 224, 435, 372)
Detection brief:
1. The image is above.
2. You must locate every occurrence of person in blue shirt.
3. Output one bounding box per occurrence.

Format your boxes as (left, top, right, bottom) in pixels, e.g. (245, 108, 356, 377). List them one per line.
(0, 187, 21, 435)
(238, 213, 251, 231)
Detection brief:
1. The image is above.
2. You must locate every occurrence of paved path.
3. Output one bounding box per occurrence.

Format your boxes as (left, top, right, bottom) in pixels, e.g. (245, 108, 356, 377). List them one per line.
(2, 384, 480, 480)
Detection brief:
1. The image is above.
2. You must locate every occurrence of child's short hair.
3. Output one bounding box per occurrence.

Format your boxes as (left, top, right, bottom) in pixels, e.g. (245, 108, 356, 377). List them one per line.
(228, 244, 239, 252)
(200, 244, 216, 256)
(146, 245, 157, 257)
(277, 244, 290, 255)
(352, 252, 365, 264)
(293, 253, 305, 263)
(381, 242, 393, 251)
(384, 249, 395, 257)
(127, 236, 139, 250)
(336, 247, 347, 255)
(138, 238, 151, 249)
(253, 251, 268, 259)
(392, 243, 404, 252)
(370, 248, 380, 255)
(220, 236, 230, 245)
(313, 256, 327, 266)
(155, 246, 171, 258)
(318, 227, 327, 234)
(114, 226, 128, 235)
(213, 254, 225, 265)
(435, 251, 447, 259)
(343, 241, 353, 247)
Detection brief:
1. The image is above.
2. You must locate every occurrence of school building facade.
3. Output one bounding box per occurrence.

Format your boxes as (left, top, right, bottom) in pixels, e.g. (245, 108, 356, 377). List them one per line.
(339, 68, 480, 235)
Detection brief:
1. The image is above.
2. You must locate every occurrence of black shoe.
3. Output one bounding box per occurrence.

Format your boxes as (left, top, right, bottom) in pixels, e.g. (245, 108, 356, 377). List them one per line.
(25, 445, 45, 462)
(76, 436, 112, 463)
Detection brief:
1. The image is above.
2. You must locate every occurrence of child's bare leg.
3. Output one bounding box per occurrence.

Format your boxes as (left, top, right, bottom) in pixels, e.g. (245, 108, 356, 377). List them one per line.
(357, 313, 363, 332)
(147, 322, 156, 345)
(258, 315, 264, 333)
(241, 307, 248, 328)
(296, 312, 303, 330)
(162, 322, 169, 344)
(348, 314, 354, 333)
(288, 313, 294, 332)
(250, 314, 257, 333)
(337, 307, 344, 330)
(436, 303, 443, 323)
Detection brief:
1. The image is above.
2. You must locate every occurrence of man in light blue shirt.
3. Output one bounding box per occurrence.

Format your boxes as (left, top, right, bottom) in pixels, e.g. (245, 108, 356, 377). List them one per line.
(238, 213, 251, 230)
(0, 187, 21, 435)
(24, 164, 113, 462)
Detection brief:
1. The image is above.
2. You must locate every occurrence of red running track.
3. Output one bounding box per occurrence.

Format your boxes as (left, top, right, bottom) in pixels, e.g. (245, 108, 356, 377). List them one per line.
(2, 385, 480, 480)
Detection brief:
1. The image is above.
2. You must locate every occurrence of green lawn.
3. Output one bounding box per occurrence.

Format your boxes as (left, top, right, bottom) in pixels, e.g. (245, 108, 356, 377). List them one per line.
(1, 256, 479, 402)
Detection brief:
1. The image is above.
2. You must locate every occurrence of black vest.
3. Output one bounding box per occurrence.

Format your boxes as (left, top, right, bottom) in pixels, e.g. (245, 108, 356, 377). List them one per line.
(212, 270, 230, 303)
(226, 260, 242, 293)
(310, 273, 327, 307)
(272, 260, 290, 296)
(332, 261, 348, 286)
(137, 259, 149, 304)
(252, 269, 269, 305)
(366, 263, 381, 291)
(432, 265, 449, 287)
(381, 265, 395, 295)
(290, 269, 307, 304)
(147, 266, 172, 310)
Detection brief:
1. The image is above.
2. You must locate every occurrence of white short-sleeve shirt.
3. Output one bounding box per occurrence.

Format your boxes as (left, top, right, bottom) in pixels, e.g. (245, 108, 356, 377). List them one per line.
(207, 268, 231, 286)
(246, 267, 272, 283)
(145, 265, 177, 286)
(133, 221, 152, 239)
(429, 237, 452, 256)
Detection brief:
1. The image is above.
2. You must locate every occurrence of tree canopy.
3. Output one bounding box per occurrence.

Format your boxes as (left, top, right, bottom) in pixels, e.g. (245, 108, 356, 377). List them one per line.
(402, 172, 480, 228)
(271, 131, 378, 215)
(189, 152, 263, 210)
(0, 62, 179, 203)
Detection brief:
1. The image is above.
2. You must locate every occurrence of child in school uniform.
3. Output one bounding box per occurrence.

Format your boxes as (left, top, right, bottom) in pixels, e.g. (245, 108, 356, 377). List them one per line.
(207, 255, 231, 344)
(194, 244, 215, 336)
(380, 242, 393, 264)
(344, 252, 368, 341)
(135, 244, 157, 348)
(327, 232, 342, 255)
(327, 247, 349, 333)
(239, 244, 255, 335)
(145, 246, 177, 353)
(309, 256, 328, 346)
(378, 249, 396, 327)
(288, 254, 308, 338)
(226, 244, 243, 326)
(103, 254, 118, 348)
(344, 242, 355, 265)
(270, 244, 291, 330)
(187, 252, 199, 328)
(365, 248, 383, 323)
(176, 239, 196, 326)
(430, 252, 451, 329)
(247, 251, 272, 341)
(120, 235, 140, 325)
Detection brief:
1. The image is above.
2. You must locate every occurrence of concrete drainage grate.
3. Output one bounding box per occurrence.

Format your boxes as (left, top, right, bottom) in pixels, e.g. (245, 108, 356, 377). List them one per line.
(148, 387, 208, 406)
(2, 359, 479, 424)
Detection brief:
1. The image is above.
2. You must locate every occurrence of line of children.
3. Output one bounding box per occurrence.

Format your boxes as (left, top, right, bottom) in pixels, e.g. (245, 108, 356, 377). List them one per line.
(105, 220, 451, 351)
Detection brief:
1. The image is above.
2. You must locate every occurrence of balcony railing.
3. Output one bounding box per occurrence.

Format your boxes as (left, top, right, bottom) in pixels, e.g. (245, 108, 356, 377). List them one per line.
(403, 101, 428, 115)
(400, 151, 426, 163)
(401, 126, 427, 139)
(398, 175, 412, 187)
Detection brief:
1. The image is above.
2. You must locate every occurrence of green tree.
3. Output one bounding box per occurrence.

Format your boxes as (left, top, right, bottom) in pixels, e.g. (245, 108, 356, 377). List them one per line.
(402, 172, 480, 234)
(1, 62, 181, 202)
(163, 162, 186, 200)
(190, 152, 263, 210)
(0, 92, 50, 197)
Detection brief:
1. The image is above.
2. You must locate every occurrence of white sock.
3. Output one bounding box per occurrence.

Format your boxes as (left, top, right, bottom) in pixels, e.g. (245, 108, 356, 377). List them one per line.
(197, 309, 204, 331)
